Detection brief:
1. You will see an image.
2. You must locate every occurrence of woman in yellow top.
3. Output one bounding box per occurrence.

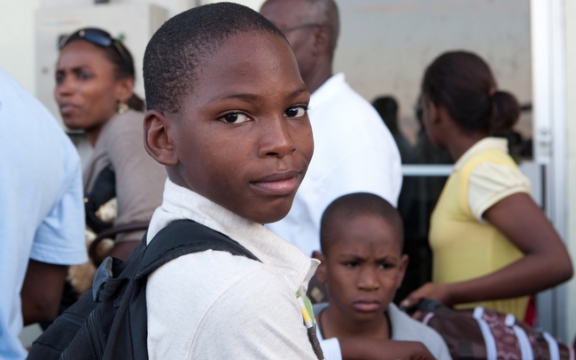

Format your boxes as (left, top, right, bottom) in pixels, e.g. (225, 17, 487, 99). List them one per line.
(401, 51, 573, 320)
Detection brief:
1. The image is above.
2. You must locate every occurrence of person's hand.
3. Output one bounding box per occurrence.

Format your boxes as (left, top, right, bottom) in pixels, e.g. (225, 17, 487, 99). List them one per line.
(400, 282, 453, 311)
(339, 338, 436, 360)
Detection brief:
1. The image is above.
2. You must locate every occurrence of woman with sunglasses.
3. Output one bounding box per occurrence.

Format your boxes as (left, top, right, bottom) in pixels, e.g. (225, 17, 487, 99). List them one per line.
(55, 28, 166, 265)
(400, 51, 572, 322)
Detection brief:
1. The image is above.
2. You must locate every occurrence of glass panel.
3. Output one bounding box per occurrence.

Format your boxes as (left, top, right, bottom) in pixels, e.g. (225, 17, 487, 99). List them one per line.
(332, 0, 533, 300)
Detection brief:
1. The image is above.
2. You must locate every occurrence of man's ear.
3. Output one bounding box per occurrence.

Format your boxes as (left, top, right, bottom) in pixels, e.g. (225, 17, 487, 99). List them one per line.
(312, 250, 328, 284)
(396, 254, 409, 290)
(144, 110, 179, 166)
(312, 26, 331, 57)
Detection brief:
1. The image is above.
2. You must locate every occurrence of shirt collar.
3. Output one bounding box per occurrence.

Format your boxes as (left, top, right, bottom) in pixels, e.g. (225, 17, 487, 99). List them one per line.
(454, 137, 509, 171)
(147, 179, 319, 292)
(309, 73, 346, 112)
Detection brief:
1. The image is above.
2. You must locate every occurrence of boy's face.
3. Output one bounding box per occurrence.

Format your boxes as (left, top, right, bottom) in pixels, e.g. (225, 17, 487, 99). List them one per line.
(152, 33, 313, 224)
(315, 215, 408, 323)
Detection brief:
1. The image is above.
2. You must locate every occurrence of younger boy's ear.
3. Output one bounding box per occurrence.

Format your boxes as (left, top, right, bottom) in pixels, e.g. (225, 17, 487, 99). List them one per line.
(144, 110, 179, 166)
(312, 251, 328, 284)
(396, 254, 409, 290)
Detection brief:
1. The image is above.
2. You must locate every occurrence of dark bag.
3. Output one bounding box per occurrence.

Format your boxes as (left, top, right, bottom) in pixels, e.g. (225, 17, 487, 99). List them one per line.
(27, 219, 259, 360)
(413, 298, 575, 360)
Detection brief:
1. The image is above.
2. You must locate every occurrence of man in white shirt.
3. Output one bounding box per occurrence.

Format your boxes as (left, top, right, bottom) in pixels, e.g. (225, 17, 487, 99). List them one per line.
(0, 67, 87, 360)
(261, 0, 403, 257)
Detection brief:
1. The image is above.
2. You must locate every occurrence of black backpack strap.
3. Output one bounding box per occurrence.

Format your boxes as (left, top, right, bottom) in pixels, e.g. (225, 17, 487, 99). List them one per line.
(107, 219, 259, 360)
(135, 219, 260, 279)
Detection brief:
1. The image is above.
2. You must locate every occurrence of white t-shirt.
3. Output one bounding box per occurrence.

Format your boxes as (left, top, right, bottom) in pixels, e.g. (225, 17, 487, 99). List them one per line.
(146, 180, 321, 359)
(0, 68, 87, 360)
(314, 303, 452, 360)
(267, 73, 402, 256)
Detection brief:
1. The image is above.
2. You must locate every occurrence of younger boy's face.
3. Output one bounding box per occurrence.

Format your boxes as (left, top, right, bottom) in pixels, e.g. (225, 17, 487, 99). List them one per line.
(317, 215, 408, 323)
(163, 33, 313, 224)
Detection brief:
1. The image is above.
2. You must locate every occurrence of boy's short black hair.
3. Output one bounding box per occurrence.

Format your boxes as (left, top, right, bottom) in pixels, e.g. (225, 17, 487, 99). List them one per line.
(143, 2, 286, 114)
(320, 193, 404, 253)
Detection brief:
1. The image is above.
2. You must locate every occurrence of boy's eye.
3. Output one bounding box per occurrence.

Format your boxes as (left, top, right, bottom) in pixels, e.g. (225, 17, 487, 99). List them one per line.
(285, 106, 307, 118)
(220, 112, 250, 124)
(378, 262, 394, 270)
(345, 261, 359, 268)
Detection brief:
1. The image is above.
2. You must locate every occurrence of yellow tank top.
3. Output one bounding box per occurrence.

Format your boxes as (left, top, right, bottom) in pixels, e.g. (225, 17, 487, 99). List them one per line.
(429, 138, 530, 319)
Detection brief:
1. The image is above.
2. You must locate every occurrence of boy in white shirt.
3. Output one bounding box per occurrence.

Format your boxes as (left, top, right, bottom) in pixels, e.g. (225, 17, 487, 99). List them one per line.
(312, 193, 452, 360)
(141, 3, 321, 359)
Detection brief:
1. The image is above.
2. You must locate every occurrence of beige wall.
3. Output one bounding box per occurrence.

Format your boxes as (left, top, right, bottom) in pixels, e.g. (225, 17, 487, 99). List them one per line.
(0, 0, 41, 92)
(564, 0, 576, 342)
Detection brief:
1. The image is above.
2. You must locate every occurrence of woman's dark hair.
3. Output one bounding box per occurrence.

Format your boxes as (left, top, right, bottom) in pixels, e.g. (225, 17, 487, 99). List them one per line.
(421, 51, 519, 135)
(61, 28, 145, 112)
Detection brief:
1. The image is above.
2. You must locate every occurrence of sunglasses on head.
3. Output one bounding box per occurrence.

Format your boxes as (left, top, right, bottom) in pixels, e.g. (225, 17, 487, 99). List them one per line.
(59, 28, 132, 69)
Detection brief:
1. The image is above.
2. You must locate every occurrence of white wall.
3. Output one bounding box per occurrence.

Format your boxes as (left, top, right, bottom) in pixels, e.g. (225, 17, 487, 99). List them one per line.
(0, 0, 42, 92)
(0, 0, 265, 93)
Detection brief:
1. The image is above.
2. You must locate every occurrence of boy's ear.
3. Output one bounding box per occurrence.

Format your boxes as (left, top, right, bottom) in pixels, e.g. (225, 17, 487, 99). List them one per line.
(396, 254, 409, 290)
(312, 250, 328, 284)
(143, 110, 179, 166)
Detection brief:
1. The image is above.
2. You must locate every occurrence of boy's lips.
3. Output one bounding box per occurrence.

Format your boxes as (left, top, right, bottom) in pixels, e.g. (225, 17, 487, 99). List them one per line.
(353, 298, 382, 312)
(250, 171, 301, 196)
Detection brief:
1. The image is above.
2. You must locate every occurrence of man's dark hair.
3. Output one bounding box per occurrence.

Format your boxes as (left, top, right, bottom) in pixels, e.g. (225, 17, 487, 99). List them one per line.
(143, 2, 286, 114)
(320, 193, 404, 253)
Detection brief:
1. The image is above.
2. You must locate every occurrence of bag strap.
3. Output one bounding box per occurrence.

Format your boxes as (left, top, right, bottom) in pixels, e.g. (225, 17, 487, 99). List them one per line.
(93, 220, 259, 302)
(135, 219, 260, 280)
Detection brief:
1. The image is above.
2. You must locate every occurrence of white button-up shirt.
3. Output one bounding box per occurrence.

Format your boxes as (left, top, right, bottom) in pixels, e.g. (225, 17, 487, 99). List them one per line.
(267, 73, 402, 256)
(146, 180, 320, 359)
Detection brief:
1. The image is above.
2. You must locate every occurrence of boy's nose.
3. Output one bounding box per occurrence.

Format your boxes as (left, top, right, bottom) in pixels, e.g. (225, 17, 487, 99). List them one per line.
(257, 116, 296, 158)
(357, 267, 380, 291)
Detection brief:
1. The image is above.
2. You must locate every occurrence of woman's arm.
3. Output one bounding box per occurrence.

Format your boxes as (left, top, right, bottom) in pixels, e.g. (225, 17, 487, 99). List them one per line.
(402, 192, 573, 307)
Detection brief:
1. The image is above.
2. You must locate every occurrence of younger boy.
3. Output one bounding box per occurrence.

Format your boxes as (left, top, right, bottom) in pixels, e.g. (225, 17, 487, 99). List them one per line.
(313, 193, 451, 360)
(141, 4, 320, 359)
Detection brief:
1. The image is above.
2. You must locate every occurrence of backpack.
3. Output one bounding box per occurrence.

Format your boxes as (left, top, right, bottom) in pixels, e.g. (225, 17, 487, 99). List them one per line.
(27, 219, 259, 360)
(413, 298, 575, 360)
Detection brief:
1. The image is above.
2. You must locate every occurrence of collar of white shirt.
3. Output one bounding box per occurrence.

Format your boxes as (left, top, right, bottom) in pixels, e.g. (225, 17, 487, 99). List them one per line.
(309, 72, 346, 111)
(454, 136, 509, 171)
(147, 179, 319, 293)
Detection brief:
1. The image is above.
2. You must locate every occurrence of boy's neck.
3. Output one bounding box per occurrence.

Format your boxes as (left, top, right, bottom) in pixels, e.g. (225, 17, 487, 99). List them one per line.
(319, 304, 390, 340)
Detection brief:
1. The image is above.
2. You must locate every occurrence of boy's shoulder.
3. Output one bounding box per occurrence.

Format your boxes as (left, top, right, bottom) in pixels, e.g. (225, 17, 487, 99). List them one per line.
(146, 250, 309, 359)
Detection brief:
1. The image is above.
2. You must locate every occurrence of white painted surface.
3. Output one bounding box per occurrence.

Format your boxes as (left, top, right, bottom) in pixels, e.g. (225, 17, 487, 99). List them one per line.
(563, 0, 576, 343)
(0, 0, 41, 93)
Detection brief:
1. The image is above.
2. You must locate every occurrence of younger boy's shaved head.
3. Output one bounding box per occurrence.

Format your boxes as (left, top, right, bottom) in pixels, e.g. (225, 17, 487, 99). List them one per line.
(320, 193, 404, 253)
(144, 2, 286, 114)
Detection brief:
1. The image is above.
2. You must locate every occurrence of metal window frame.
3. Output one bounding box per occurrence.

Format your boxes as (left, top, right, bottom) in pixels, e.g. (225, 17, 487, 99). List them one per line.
(531, 0, 568, 341)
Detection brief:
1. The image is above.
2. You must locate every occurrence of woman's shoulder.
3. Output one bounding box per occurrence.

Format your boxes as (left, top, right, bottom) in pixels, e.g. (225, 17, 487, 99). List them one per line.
(97, 110, 146, 148)
(105, 110, 145, 133)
